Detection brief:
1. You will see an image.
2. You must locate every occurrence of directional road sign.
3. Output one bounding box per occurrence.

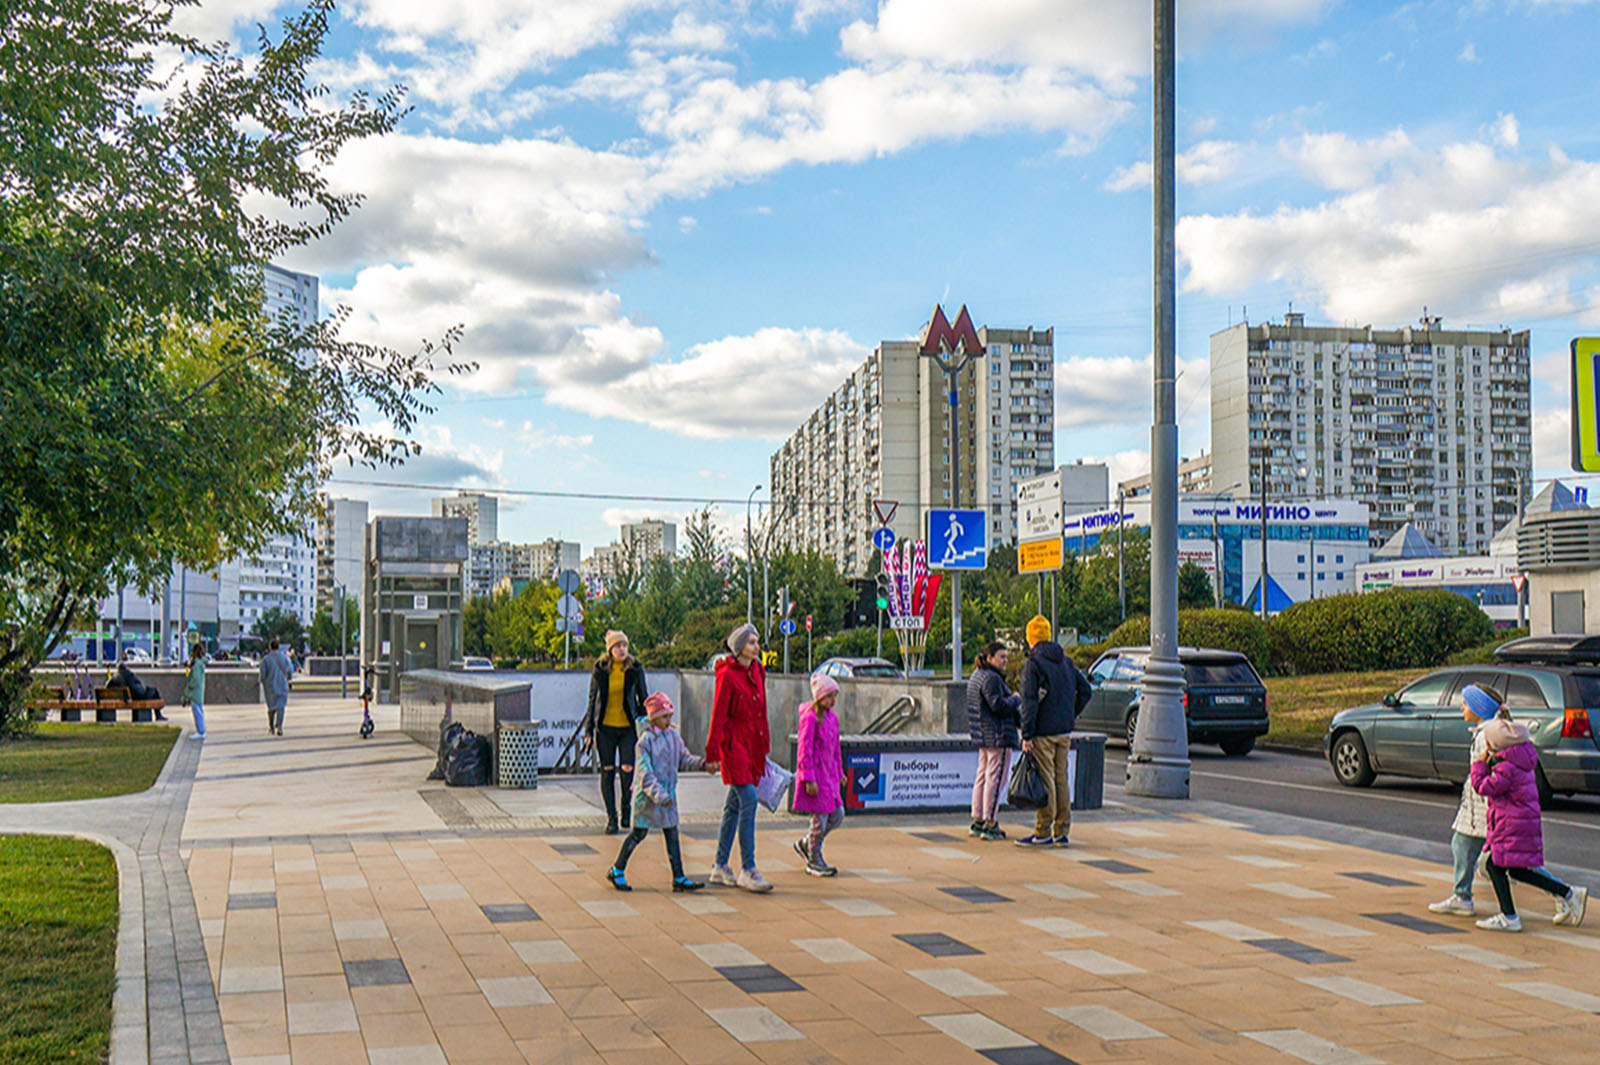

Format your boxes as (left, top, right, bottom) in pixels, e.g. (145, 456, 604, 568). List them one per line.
(872, 527, 896, 552)
(779, 618, 798, 636)
(556, 569, 581, 594)
(1018, 538, 1064, 574)
(927, 508, 988, 570)
(1574, 339, 1600, 472)
(1016, 471, 1063, 543)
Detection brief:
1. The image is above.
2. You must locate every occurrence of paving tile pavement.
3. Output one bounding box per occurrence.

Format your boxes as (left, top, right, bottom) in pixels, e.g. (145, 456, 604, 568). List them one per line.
(165, 700, 1600, 1065)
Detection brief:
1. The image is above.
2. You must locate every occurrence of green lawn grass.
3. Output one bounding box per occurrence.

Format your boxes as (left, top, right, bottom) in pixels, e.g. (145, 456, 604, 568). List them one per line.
(0, 724, 179, 803)
(0, 836, 118, 1064)
(1265, 668, 1427, 750)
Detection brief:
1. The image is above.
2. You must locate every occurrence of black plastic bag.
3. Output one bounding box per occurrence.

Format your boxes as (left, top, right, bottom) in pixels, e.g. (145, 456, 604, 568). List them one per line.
(430, 719, 464, 781)
(1005, 751, 1049, 810)
(444, 729, 491, 787)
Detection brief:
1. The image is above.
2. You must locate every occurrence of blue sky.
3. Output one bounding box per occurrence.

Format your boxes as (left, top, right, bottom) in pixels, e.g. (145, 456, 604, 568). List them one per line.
(190, 0, 1600, 551)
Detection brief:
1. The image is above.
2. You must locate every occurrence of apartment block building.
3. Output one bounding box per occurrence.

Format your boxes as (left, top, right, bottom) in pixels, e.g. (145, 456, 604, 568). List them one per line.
(1210, 313, 1532, 555)
(621, 520, 677, 562)
(315, 497, 369, 613)
(466, 538, 580, 598)
(770, 308, 1055, 576)
(432, 491, 498, 546)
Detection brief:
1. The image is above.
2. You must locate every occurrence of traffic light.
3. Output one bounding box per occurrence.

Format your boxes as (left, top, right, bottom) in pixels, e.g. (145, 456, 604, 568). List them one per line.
(875, 572, 891, 611)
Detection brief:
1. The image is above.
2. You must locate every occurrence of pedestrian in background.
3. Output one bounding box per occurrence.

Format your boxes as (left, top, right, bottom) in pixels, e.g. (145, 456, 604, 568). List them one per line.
(1017, 616, 1091, 848)
(967, 640, 1020, 841)
(182, 641, 207, 740)
(259, 636, 293, 736)
(1470, 715, 1588, 932)
(606, 693, 707, 893)
(706, 622, 773, 893)
(793, 671, 844, 876)
(583, 629, 649, 834)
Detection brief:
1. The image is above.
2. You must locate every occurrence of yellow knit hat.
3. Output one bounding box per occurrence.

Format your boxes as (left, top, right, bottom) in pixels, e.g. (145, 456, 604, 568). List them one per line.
(1026, 615, 1052, 646)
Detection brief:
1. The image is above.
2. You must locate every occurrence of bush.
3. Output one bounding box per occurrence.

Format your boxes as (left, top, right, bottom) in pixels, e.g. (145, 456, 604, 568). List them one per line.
(1270, 588, 1494, 675)
(813, 627, 886, 663)
(1104, 609, 1276, 672)
(1443, 628, 1529, 666)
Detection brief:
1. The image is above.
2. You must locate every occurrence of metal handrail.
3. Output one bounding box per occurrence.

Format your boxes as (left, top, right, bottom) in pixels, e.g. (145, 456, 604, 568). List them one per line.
(863, 694, 920, 735)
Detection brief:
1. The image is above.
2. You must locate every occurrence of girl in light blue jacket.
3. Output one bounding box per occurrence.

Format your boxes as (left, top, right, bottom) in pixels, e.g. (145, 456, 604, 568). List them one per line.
(607, 693, 708, 893)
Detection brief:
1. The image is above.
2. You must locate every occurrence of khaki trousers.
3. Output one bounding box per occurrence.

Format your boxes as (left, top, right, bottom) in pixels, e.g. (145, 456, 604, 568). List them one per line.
(1031, 734, 1072, 838)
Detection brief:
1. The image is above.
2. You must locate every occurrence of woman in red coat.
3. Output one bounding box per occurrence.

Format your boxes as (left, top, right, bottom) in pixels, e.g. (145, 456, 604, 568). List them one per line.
(705, 622, 773, 892)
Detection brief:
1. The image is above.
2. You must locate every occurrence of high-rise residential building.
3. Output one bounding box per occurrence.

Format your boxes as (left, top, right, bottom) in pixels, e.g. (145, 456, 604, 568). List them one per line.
(1120, 454, 1214, 499)
(431, 491, 498, 546)
(621, 520, 677, 562)
(466, 538, 581, 598)
(316, 497, 368, 614)
(1210, 313, 1531, 556)
(770, 308, 1054, 575)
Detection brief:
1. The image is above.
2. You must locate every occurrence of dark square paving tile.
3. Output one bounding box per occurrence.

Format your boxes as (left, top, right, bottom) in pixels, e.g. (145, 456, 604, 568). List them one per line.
(344, 959, 411, 987)
(481, 903, 540, 924)
(1244, 938, 1350, 965)
(1362, 911, 1466, 935)
(1084, 860, 1150, 875)
(1342, 871, 1420, 887)
(226, 893, 276, 911)
(940, 886, 1012, 905)
(982, 1046, 1079, 1065)
(896, 932, 982, 957)
(909, 829, 958, 842)
(715, 964, 803, 994)
(549, 842, 595, 855)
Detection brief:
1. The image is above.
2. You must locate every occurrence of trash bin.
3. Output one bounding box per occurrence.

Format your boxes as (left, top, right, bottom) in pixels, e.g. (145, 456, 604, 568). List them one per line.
(496, 720, 540, 789)
(1069, 731, 1105, 811)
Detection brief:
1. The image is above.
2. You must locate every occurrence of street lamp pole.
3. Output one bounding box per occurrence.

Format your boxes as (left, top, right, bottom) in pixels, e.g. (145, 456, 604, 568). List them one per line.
(1259, 449, 1270, 620)
(1127, 0, 1190, 800)
(745, 485, 761, 627)
(922, 323, 979, 684)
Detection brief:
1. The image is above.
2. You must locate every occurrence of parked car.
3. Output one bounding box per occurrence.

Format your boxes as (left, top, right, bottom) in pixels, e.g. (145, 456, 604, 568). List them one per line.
(121, 647, 152, 663)
(1324, 634, 1600, 800)
(458, 656, 494, 671)
(1081, 646, 1269, 756)
(816, 657, 904, 680)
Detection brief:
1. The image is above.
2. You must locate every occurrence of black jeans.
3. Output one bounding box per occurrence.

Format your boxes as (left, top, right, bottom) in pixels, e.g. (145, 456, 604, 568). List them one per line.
(595, 724, 636, 825)
(615, 826, 684, 878)
(1485, 855, 1571, 918)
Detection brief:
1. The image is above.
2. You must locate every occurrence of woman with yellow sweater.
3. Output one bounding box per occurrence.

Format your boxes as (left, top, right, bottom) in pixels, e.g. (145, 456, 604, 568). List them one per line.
(584, 630, 650, 833)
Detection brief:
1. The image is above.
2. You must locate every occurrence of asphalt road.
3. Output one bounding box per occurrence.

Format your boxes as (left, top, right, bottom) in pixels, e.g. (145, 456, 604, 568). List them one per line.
(1103, 743, 1600, 875)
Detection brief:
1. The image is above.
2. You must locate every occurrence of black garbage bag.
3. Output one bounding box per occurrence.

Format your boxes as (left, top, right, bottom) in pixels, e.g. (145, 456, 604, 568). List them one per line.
(429, 719, 463, 781)
(1005, 751, 1050, 810)
(444, 729, 491, 787)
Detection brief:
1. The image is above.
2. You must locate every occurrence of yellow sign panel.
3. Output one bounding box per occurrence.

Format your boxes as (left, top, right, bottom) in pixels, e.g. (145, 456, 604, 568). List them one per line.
(1574, 338, 1600, 472)
(1018, 538, 1064, 574)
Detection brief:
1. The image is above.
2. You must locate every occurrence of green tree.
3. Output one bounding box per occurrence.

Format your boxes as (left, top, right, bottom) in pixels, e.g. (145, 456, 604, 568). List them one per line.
(251, 608, 306, 652)
(0, 1, 462, 734)
(769, 550, 854, 636)
(1178, 561, 1216, 610)
(678, 506, 728, 611)
(462, 595, 492, 658)
(308, 597, 360, 655)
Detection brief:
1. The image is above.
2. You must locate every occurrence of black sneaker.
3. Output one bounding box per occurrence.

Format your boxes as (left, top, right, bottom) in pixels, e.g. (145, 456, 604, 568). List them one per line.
(968, 819, 986, 838)
(604, 819, 619, 836)
(982, 821, 1008, 841)
(606, 867, 631, 892)
(673, 876, 705, 892)
(806, 859, 838, 878)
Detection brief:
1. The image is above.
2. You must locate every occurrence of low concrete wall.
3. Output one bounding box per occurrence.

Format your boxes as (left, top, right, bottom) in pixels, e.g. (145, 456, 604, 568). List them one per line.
(32, 665, 266, 706)
(304, 656, 360, 677)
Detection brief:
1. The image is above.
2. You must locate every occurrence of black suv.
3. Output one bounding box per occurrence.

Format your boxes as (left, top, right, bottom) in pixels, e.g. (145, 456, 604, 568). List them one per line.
(1081, 646, 1269, 756)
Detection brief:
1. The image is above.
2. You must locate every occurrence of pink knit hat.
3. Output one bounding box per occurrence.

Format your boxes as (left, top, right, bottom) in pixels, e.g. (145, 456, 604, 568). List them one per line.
(809, 672, 840, 700)
(643, 692, 674, 718)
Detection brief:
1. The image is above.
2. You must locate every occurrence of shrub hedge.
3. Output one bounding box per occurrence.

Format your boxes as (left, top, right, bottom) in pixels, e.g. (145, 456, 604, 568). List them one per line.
(1105, 609, 1275, 670)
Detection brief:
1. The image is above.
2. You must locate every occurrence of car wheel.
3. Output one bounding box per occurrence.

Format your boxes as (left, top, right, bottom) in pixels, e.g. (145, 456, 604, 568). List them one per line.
(1124, 709, 1138, 749)
(1330, 731, 1376, 787)
(1536, 764, 1555, 807)
(1219, 736, 1255, 757)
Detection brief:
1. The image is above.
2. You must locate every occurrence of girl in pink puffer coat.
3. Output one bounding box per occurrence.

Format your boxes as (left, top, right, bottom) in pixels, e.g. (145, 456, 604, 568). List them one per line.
(792, 672, 844, 877)
(1469, 717, 1588, 932)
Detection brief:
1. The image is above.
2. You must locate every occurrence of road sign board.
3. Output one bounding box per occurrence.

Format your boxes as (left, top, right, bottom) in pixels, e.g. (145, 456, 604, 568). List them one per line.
(779, 618, 797, 636)
(1573, 338, 1600, 472)
(556, 568, 581, 594)
(872, 527, 896, 552)
(1016, 471, 1063, 543)
(557, 593, 583, 621)
(873, 499, 899, 526)
(805, 614, 812, 631)
(1512, 574, 1528, 593)
(1018, 537, 1064, 574)
(889, 616, 925, 631)
(927, 509, 988, 570)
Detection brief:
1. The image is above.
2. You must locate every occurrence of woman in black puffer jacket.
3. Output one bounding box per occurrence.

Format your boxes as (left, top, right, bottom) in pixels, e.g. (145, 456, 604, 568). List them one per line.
(966, 641, 1021, 841)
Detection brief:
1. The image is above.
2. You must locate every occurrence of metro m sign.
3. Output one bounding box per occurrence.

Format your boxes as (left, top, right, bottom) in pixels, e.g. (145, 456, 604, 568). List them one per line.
(920, 304, 985, 357)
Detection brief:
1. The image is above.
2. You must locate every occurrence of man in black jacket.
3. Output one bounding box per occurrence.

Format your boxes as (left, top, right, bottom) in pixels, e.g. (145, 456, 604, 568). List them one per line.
(1018, 616, 1091, 847)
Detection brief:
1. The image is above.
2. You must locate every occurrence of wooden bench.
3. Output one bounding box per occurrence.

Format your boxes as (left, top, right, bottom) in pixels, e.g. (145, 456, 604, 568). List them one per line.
(32, 685, 165, 723)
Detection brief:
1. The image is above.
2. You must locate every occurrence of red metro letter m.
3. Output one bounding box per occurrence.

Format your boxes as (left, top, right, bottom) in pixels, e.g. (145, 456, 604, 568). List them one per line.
(919, 304, 985, 357)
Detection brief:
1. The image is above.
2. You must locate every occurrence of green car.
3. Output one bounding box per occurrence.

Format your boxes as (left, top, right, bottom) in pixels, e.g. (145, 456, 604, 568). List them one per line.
(1324, 635, 1600, 801)
(1082, 646, 1269, 756)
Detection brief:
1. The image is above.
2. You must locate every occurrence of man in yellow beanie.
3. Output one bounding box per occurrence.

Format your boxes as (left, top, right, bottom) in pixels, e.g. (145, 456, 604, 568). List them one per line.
(1017, 615, 1092, 847)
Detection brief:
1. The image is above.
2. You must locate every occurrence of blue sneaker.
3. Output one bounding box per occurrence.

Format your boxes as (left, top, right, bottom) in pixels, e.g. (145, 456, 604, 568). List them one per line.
(606, 867, 631, 892)
(1014, 834, 1053, 847)
(1053, 836, 1071, 848)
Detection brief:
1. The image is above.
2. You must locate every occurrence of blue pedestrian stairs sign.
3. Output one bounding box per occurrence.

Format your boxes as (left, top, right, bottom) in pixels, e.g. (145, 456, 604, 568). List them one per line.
(927, 509, 988, 570)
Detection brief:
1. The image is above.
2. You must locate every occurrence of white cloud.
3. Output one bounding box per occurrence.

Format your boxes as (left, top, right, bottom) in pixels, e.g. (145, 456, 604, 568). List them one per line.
(1280, 128, 1415, 190)
(631, 12, 731, 52)
(1178, 130, 1600, 325)
(170, 0, 285, 43)
(678, 215, 699, 233)
(1054, 354, 1211, 433)
(1104, 140, 1248, 191)
(545, 327, 869, 438)
(517, 422, 595, 454)
(1459, 42, 1480, 63)
(1080, 448, 1157, 493)
(792, 0, 871, 32)
(1533, 407, 1570, 478)
(1491, 112, 1520, 149)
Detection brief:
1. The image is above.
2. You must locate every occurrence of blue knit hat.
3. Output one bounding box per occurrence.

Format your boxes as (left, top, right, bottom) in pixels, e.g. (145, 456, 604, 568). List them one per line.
(1461, 684, 1500, 721)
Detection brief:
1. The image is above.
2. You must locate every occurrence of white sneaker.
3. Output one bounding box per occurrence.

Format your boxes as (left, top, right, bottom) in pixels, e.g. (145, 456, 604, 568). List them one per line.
(188, 732, 205, 741)
(708, 865, 737, 887)
(1428, 895, 1474, 916)
(1475, 913, 1522, 932)
(735, 869, 773, 893)
(1555, 886, 1588, 927)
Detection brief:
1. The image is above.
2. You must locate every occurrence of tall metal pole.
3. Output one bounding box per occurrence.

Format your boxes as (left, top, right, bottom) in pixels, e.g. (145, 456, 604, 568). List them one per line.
(1259, 450, 1269, 619)
(115, 586, 124, 664)
(161, 576, 171, 663)
(1212, 506, 1222, 608)
(339, 585, 348, 698)
(1127, 0, 1190, 799)
(745, 486, 760, 626)
(1117, 486, 1127, 620)
(179, 567, 188, 652)
(948, 363, 964, 683)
